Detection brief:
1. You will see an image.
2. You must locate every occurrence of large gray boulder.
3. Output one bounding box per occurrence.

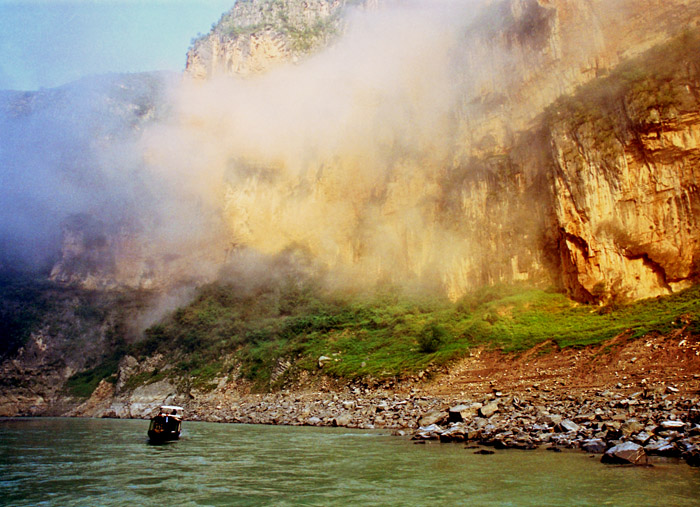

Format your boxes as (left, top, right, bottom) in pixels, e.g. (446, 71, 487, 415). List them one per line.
(418, 410, 447, 427)
(602, 442, 648, 465)
(580, 438, 606, 454)
(479, 402, 499, 418)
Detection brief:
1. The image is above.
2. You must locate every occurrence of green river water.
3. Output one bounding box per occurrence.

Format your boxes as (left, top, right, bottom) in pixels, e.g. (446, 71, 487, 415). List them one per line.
(0, 418, 698, 506)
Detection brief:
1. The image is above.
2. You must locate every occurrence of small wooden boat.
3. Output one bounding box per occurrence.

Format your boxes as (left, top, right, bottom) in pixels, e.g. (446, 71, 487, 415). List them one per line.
(148, 405, 183, 443)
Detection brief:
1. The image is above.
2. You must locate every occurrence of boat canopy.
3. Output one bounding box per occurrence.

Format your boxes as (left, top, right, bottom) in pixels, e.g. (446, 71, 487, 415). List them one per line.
(159, 405, 184, 416)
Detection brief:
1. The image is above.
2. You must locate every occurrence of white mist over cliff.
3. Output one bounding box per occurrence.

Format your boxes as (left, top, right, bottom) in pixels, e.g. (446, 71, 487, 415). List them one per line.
(3, 0, 700, 304)
(141, 0, 517, 296)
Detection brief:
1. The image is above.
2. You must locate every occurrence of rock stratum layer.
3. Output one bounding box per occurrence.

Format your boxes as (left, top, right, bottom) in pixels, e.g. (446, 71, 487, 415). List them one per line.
(182, 0, 700, 303)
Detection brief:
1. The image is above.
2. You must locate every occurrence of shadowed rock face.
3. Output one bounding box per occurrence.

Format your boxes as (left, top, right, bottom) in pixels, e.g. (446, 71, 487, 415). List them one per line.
(50, 214, 117, 288)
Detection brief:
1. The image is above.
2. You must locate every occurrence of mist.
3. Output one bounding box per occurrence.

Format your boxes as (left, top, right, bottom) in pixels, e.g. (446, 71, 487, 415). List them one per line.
(0, 0, 632, 298)
(143, 0, 500, 296)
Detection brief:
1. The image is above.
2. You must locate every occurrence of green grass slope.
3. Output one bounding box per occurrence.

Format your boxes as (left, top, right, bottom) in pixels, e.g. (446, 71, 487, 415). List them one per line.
(126, 280, 700, 392)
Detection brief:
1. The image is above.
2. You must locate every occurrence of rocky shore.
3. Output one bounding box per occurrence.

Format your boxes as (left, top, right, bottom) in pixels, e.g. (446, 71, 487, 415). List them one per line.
(6, 332, 699, 468)
(172, 381, 700, 468)
(7, 368, 700, 469)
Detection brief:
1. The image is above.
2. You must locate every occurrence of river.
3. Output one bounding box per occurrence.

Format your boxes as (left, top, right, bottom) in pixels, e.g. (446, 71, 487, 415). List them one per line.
(0, 418, 698, 506)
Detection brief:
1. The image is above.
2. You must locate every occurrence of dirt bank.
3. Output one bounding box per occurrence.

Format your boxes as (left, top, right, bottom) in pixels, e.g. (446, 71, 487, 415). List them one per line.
(423, 329, 700, 398)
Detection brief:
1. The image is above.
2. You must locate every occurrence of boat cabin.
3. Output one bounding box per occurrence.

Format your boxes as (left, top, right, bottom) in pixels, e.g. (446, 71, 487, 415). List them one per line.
(148, 405, 184, 443)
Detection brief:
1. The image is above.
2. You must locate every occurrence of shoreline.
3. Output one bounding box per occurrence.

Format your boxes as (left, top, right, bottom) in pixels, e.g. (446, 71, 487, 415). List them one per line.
(184, 384, 700, 466)
(3, 333, 700, 467)
(79, 379, 698, 468)
(5, 384, 699, 468)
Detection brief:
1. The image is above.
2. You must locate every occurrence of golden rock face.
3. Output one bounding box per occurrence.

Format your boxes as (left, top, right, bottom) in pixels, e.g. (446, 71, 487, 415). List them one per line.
(62, 0, 699, 302)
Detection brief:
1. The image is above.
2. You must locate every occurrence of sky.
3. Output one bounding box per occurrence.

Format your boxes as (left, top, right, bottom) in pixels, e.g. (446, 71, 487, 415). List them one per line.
(0, 0, 237, 91)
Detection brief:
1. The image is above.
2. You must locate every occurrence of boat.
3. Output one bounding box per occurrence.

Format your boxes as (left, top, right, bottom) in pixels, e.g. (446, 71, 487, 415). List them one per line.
(147, 405, 183, 443)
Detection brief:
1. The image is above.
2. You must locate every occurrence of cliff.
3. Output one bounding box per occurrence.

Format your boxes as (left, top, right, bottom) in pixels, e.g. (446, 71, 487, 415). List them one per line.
(186, 0, 376, 78)
(0, 275, 154, 416)
(0, 71, 229, 290)
(183, 0, 700, 303)
(546, 40, 700, 301)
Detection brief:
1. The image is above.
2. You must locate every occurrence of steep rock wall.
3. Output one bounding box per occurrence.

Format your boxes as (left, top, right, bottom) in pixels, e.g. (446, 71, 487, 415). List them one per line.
(186, 0, 375, 78)
(183, 0, 700, 302)
(546, 48, 700, 301)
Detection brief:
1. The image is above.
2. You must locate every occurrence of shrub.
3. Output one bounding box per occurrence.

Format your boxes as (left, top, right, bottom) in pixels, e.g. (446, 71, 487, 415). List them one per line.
(417, 323, 448, 353)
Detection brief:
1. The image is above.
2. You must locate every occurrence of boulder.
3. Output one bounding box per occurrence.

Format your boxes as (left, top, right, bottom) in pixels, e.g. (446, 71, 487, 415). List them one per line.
(332, 413, 352, 427)
(604, 428, 623, 441)
(580, 438, 607, 454)
(448, 404, 472, 423)
(688, 408, 700, 425)
(418, 410, 447, 427)
(621, 419, 644, 437)
(466, 428, 482, 441)
(684, 447, 700, 467)
(602, 442, 648, 465)
(557, 419, 580, 433)
(479, 402, 499, 418)
(658, 420, 686, 432)
(646, 441, 682, 458)
(439, 424, 467, 443)
(544, 414, 563, 427)
(633, 431, 652, 445)
(414, 424, 442, 440)
(418, 423, 443, 433)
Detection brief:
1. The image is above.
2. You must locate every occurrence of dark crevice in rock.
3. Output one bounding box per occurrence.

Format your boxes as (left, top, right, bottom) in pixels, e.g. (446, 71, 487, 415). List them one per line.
(557, 229, 595, 303)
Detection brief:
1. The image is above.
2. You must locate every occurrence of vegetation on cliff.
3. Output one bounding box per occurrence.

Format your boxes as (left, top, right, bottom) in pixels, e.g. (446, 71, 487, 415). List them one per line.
(0, 274, 153, 397)
(5, 263, 694, 399)
(112, 273, 699, 393)
(190, 0, 343, 53)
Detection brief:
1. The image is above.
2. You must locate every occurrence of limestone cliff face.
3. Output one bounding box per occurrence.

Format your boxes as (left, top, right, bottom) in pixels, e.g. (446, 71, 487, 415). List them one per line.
(186, 0, 375, 78)
(546, 57, 700, 302)
(0, 71, 233, 291)
(49, 212, 224, 290)
(454, 0, 700, 152)
(49, 214, 117, 288)
(0, 72, 196, 290)
(446, 14, 700, 303)
(184, 0, 700, 303)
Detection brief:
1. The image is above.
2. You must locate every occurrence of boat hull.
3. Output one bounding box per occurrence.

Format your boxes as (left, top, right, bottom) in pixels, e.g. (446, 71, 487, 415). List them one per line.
(147, 429, 180, 443)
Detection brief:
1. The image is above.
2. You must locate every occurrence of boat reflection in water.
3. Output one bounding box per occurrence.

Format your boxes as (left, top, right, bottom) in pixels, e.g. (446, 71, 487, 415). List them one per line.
(147, 405, 183, 443)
